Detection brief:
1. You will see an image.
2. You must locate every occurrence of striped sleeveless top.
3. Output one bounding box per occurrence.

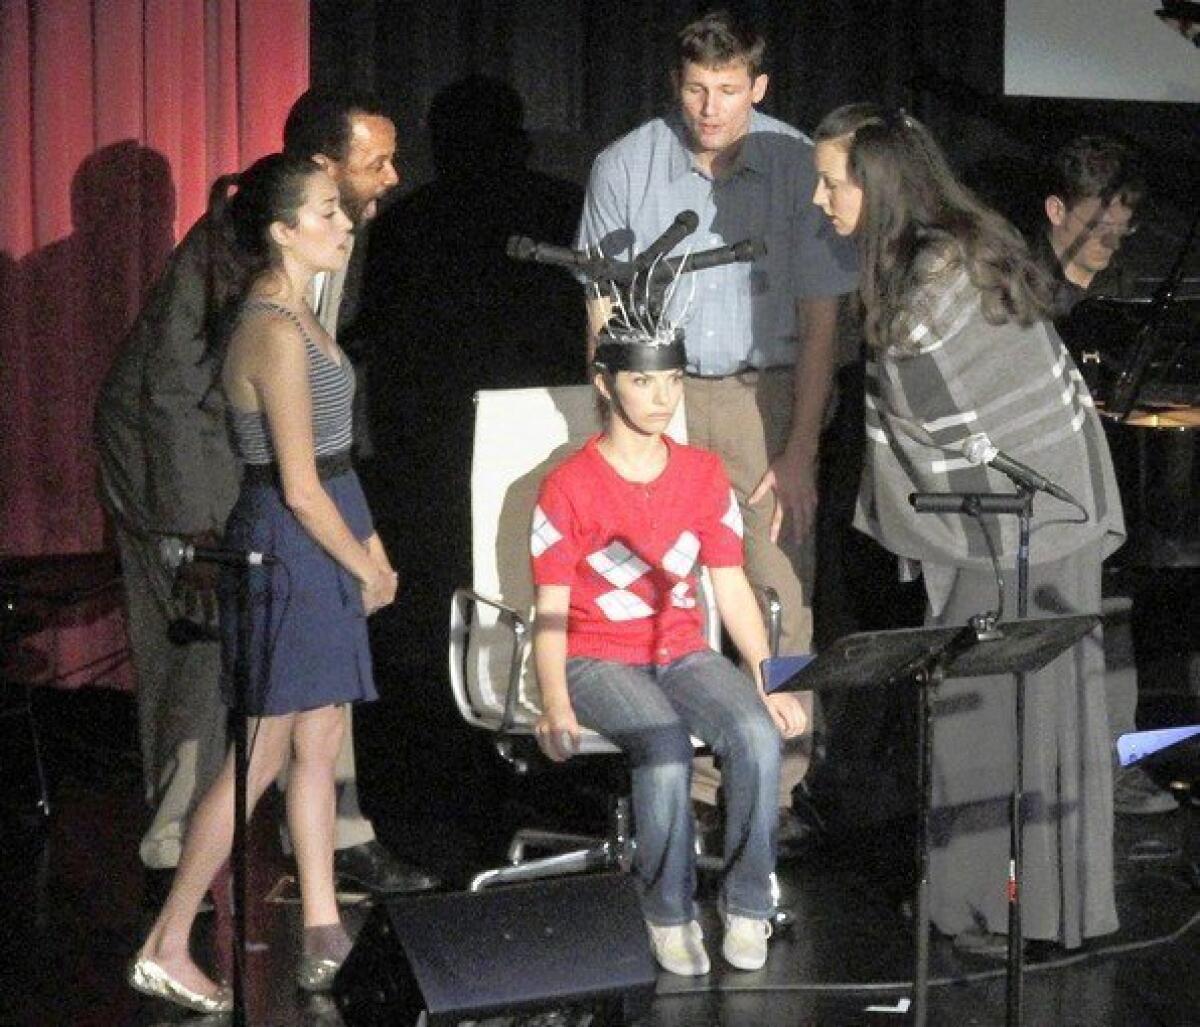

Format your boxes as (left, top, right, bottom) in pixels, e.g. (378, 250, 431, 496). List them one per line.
(227, 299, 355, 465)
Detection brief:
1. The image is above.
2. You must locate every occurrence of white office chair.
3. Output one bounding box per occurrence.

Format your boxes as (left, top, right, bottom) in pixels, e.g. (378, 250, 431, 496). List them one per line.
(448, 385, 786, 920)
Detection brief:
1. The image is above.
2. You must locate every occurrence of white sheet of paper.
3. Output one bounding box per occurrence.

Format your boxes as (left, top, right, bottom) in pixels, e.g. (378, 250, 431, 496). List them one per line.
(865, 998, 912, 1014)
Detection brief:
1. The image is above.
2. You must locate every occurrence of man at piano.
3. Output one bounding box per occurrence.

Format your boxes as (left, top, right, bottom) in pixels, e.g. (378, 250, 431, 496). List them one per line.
(1035, 134, 1179, 817)
(1037, 134, 1143, 319)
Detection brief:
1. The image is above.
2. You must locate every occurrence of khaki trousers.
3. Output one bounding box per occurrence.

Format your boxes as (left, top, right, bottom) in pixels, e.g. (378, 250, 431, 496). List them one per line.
(682, 370, 814, 807)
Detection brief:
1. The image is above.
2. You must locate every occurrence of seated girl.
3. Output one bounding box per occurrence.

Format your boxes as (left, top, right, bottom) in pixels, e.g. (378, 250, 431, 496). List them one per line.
(529, 315, 807, 976)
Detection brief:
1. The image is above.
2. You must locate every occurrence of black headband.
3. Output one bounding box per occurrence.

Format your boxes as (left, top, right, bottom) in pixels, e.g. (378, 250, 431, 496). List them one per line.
(593, 333, 687, 373)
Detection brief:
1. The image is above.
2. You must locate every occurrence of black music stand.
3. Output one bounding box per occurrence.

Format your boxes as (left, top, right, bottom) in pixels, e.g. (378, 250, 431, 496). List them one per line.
(1118, 726, 1200, 889)
(0, 552, 124, 818)
(763, 613, 1099, 1027)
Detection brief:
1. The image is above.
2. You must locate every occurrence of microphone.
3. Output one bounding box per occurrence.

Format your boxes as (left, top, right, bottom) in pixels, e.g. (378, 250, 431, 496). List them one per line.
(633, 210, 700, 270)
(505, 235, 591, 268)
(620, 238, 765, 286)
(659, 237, 765, 279)
(505, 237, 627, 282)
(961, 434, 1081, 507)
(910, 492, 1032, 515)
(505, 234, 763, 287)
(160, 536, 277, 569)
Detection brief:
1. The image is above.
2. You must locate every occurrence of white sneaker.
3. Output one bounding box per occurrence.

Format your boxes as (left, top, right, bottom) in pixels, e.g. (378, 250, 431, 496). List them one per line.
(722, 912, 771, 971)
(646, 919, 710, 976)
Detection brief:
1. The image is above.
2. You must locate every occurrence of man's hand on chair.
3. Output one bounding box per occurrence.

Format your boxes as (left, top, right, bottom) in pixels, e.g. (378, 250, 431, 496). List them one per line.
(535, 704, 581, 762)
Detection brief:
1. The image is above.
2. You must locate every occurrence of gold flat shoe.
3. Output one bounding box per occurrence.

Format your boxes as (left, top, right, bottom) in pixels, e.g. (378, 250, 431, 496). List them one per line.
(128, 955, 233, 1014)
(295, 954, 341, 992)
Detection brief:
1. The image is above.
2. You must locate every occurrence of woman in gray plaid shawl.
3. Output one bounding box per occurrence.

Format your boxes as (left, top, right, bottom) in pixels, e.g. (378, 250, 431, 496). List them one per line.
(811, 104, 1124, 953)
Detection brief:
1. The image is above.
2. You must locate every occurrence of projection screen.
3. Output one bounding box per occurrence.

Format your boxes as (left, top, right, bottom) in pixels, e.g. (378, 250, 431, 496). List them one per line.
(1004, 1, 1200, 102)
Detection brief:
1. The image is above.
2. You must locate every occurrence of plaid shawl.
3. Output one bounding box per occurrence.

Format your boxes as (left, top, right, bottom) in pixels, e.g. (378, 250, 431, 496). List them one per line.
(855, 260, 1125, 573)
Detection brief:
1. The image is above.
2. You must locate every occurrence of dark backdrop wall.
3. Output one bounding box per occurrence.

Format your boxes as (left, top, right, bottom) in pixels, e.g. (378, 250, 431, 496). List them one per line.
(312, 0, 916, 189)
(312, 1, 1198, 233)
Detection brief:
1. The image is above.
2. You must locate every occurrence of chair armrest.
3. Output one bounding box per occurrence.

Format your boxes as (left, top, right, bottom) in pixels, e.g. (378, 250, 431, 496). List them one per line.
(449, 586, 531, 737)
(759, 585, 782, 658)
(699, 573, 781, 657)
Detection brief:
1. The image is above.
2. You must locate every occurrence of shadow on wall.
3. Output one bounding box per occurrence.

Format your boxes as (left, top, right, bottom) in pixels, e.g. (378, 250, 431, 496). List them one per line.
(355, 74, 586, 677)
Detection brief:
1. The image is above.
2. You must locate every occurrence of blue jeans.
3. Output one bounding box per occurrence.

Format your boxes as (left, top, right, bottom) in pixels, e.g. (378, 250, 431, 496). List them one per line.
(566, 649, 781, 925)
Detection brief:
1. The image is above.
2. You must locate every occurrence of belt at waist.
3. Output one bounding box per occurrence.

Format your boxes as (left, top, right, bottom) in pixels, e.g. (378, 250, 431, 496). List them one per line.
(685, 365, 791, 382)
(242, 450, 354, 486)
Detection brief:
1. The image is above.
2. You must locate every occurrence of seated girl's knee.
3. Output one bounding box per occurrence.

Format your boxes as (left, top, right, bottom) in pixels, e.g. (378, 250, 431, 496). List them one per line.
(624, 720, 695, 767)
(641, 755, 692, 797)
(729, 712, 783, 766)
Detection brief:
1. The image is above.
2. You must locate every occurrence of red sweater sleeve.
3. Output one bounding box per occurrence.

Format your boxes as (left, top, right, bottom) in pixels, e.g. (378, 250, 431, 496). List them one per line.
(531, 473, 580, 586)
(694, 451, 744, 568)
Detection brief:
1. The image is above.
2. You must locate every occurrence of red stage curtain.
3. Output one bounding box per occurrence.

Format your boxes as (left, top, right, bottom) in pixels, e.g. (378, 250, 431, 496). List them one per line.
(0, 0, 309, 688)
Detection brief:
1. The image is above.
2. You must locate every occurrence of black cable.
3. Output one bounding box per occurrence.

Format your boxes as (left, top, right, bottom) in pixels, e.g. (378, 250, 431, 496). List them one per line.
(655, 907, 1200, 997)
(967, 504, 1006, 625)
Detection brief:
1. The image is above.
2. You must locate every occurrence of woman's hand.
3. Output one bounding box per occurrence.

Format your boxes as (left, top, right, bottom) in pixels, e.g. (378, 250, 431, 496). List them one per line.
(360, 566, 398, 614)
(764, 692, 808, 740)
(364, 534, 395, 577)
(534, 703, 582, 762)
(359, 536, 398, 614)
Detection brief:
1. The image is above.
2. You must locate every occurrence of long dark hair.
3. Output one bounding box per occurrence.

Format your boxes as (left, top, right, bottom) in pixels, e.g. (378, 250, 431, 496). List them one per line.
(813, 103, 1052, 353)
(202, 152, 319, 363)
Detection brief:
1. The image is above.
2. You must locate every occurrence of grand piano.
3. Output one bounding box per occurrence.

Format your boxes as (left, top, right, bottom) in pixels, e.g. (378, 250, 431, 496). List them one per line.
(1063, 291, 1199, 569)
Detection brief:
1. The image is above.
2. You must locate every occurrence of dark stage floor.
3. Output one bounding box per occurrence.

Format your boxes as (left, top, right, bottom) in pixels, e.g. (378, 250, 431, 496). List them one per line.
(1, 660, 1198, 1027)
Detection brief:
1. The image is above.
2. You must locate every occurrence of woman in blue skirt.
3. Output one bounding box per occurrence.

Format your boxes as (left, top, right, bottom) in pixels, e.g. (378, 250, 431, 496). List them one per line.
(129, 153, 397, 1013)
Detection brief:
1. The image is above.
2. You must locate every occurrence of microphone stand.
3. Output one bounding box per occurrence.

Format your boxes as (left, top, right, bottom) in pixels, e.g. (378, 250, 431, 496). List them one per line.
(164, 540, 269, 1025)
(910, 484, 1036, 1027)
(1004, 484, 1034, 1027)
(231, 567, 252, 1027)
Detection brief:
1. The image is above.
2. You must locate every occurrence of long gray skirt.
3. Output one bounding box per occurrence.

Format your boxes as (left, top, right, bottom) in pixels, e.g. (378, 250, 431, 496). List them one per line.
(926, 544, 1117, 948)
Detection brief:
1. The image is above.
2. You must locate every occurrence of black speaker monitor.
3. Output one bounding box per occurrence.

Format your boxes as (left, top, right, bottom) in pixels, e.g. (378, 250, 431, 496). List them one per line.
(334, 873, 656, 1026)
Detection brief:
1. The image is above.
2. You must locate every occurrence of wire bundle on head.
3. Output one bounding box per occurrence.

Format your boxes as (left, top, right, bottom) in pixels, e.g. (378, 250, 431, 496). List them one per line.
(590, 245, 696, 373)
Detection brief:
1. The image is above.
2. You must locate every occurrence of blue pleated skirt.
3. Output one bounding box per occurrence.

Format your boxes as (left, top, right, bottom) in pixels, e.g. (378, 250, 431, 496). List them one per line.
(218, 469, 377, 716)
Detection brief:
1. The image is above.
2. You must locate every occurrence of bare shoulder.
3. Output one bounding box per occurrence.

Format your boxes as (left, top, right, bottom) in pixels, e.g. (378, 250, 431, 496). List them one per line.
(231, 307, 305, 368)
